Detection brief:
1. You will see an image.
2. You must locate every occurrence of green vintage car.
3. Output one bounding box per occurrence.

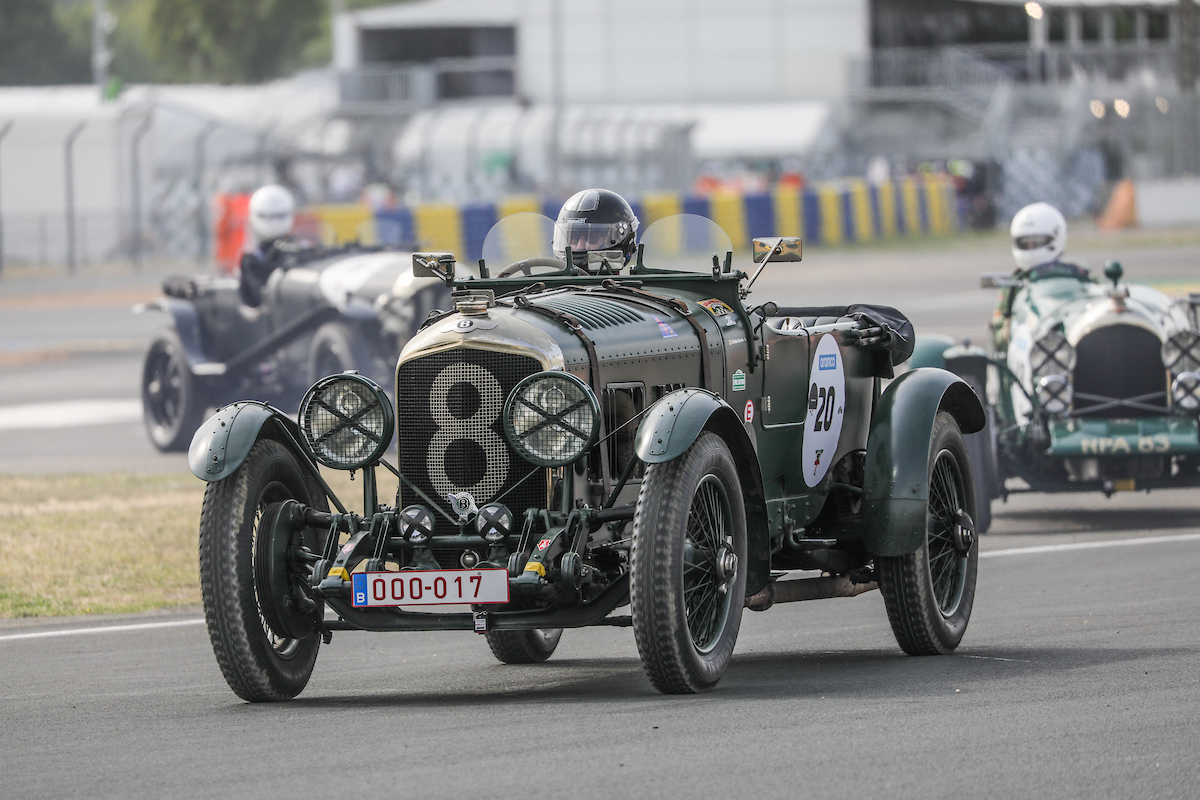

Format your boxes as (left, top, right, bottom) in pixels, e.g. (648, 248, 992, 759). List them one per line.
(189, 211, 984, 701)
(917, 259, 1200, 533)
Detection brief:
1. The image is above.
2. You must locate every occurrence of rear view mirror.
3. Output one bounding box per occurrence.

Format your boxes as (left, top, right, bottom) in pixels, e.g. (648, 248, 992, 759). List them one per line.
(752, 237, 803, 264)
(981, 272, 1022, 289)
(413, 252, 456, 281)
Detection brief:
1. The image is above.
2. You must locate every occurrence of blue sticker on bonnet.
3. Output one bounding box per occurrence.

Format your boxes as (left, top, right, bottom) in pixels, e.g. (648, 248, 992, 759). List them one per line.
(654, 317, 679, 338)
(818, 354, 837, 370)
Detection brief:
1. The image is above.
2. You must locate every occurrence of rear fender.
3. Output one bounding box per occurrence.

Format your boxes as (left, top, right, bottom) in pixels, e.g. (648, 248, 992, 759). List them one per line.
(634, 389, 771, 594)
(862, 368, 985, 557)
(188, 401, 313, 481)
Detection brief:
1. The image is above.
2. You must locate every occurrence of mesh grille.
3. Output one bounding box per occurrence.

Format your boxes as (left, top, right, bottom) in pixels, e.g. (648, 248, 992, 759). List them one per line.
(397, 349, 545, 541)
(1074, 325, 1167, 417)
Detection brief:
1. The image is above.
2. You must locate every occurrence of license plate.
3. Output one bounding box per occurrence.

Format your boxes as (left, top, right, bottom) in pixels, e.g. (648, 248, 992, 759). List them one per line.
(350, 569, 509, 607)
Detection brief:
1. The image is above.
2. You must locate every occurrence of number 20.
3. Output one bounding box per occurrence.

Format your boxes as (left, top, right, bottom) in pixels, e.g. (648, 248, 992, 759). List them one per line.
(809, 385, 836, 431)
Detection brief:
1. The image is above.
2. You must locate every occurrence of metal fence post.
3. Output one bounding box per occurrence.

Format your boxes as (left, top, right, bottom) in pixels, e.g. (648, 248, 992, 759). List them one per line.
(64, 121, 86, 275)
(193, 121, 218, 265)
(0, 120, 12, 276)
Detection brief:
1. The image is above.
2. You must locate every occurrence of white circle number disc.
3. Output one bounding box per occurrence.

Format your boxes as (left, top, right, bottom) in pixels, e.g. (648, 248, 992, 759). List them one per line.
(802, 334, 846, 487)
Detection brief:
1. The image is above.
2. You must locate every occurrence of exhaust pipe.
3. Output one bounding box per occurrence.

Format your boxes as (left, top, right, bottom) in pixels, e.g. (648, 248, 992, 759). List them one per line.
(745, 575, 878, 612)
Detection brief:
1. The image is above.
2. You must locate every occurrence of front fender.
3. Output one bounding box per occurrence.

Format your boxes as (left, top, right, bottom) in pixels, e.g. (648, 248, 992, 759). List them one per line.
(188, 401, 311, 481)
(635, 388, 730, 463)
(862, 368, 985, 557)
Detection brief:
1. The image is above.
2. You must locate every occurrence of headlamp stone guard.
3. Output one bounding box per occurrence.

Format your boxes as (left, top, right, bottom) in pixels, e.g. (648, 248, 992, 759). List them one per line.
(502, 371, 600, 467)
(298, 372, 395, 470)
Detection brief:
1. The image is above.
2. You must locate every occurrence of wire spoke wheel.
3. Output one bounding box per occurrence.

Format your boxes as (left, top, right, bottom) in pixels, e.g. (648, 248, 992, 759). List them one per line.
(631, 432, 747, 694)
(878, 411, 979, 656)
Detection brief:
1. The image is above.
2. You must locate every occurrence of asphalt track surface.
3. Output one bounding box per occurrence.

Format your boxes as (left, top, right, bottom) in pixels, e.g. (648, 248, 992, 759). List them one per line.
(2, 235, 1199, 797)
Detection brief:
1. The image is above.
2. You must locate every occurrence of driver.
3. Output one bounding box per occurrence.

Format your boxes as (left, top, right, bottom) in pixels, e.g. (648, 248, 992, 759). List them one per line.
(553, 188, 639, 271)
(1010, 202, 1087, 281)
(238, 184, 304, 307)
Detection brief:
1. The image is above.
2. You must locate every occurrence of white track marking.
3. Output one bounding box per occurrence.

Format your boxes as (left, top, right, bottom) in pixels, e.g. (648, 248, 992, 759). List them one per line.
(0, 399, 142, 430)
(0, 618, 204, 643)
(2, 534, 1197, 644)
(980, 532, 1200, 558)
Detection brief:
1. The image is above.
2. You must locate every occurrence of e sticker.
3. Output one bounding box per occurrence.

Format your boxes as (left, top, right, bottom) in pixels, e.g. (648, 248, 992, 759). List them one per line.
(744, 400, 754, 424)
(803, 334, 845, 487)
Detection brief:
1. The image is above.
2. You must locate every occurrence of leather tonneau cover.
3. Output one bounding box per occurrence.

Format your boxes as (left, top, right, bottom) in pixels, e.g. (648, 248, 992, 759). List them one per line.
(770, 304, 915, 366)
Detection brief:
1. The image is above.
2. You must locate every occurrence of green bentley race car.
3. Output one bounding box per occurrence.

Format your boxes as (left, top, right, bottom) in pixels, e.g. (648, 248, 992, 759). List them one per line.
(189, 199, 985, 701)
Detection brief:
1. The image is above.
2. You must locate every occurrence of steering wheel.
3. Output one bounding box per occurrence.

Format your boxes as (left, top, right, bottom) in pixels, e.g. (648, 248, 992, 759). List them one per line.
(497, 257, 569, 278)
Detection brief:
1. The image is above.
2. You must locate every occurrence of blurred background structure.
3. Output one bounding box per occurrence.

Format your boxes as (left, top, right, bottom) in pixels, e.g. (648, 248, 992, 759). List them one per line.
(0, 0, 1197, 269)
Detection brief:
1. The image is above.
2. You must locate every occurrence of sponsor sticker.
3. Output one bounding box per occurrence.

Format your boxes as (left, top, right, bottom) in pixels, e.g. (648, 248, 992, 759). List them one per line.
(732, 369, 746, 392)
(537, 538, 552, 551)
(654, 316, 679, 339)
(818, 353, 837, 371)
(698, 298, 734, 317)
(744, 400, 754, 424)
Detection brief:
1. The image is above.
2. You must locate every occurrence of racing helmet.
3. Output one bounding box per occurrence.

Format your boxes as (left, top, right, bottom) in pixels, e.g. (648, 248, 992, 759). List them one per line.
(248, 184, 296, 244)
(1010, 202, 1067, 270)
(552, 189, 639, 268)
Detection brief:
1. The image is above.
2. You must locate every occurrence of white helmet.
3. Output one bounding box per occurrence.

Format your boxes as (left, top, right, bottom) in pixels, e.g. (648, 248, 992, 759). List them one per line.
(248, 184, 295, 243)
(1010, 202, 1066, 270)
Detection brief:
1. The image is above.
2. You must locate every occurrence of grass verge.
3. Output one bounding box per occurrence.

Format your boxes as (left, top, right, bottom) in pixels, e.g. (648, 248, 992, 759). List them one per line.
(0, 469, 383, 619)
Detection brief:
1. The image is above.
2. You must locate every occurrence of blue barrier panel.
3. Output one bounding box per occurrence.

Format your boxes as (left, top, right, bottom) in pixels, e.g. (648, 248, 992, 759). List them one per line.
(682, 195, 709, 218)
(743, 193, 774, 243)
(869, 185, 882, 238)
(374, 208, 415, 247)
(841, 190, 856, 243)
(894, 186, 908, 235)
(541, 198, 562, 223)
(682, 196, 712, 252)
(461, 203, 497, 263)
(802, 189, 821, 245)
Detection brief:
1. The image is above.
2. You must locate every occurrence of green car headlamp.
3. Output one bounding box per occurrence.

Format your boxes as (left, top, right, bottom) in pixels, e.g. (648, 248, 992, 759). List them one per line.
(503, 371, 600, 467)
(298, 372, 394, 469)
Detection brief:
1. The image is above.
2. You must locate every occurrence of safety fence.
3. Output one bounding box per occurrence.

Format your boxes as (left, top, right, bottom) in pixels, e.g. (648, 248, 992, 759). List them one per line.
(214, 175, 959, 272)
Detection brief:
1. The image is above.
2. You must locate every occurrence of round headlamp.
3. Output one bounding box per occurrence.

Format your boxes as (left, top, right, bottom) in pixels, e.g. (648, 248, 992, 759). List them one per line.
(298, 372, 394, 469)
(1171, 371, 1200, 412)
(503, 371, 600, 467)
(1036, 374, 1073, 416)
(1163, 330, 1200, 375)
(1031, 331, 1076, 377)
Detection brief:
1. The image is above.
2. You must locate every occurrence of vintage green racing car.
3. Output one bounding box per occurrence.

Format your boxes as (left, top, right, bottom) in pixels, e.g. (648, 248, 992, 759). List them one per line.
(189, 190, 985, 701)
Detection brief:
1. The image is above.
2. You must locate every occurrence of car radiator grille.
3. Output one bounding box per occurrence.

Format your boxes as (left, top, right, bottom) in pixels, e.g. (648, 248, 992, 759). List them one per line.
(397, 349, 545, 546)
(1073, 324, 1167, 417)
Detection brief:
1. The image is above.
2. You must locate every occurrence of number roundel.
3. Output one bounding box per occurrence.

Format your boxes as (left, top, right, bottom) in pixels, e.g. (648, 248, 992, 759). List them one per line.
(802, 334, 846, 487)
(427, 363, 509, 503)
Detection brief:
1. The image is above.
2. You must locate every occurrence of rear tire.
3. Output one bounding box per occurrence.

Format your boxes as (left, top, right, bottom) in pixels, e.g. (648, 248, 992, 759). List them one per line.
(631, 432, 747, 694)
(199, 438, 328, 701)
(142, 329, 207, 452)
(484, 629, 563, 663)
(878, 412, 979, 655)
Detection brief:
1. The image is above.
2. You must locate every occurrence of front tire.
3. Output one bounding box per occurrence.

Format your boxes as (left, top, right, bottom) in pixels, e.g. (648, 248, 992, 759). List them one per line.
(142, 329, 207, 452)
(484, 629, 563, 663)
(878, 411, 979, 655)
(199, 438, 328, 701)
(631, 432, 747, 694)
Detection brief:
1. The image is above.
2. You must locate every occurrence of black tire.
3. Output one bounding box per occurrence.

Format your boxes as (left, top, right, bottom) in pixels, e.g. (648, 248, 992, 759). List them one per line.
(309, 321, 373, 385)
(484, 629, 563, 663)
(199, 438, 328, 702)
(630, 432, 748, 694)
(878, 411, 979, 656)
(142, 328, 207, 452)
